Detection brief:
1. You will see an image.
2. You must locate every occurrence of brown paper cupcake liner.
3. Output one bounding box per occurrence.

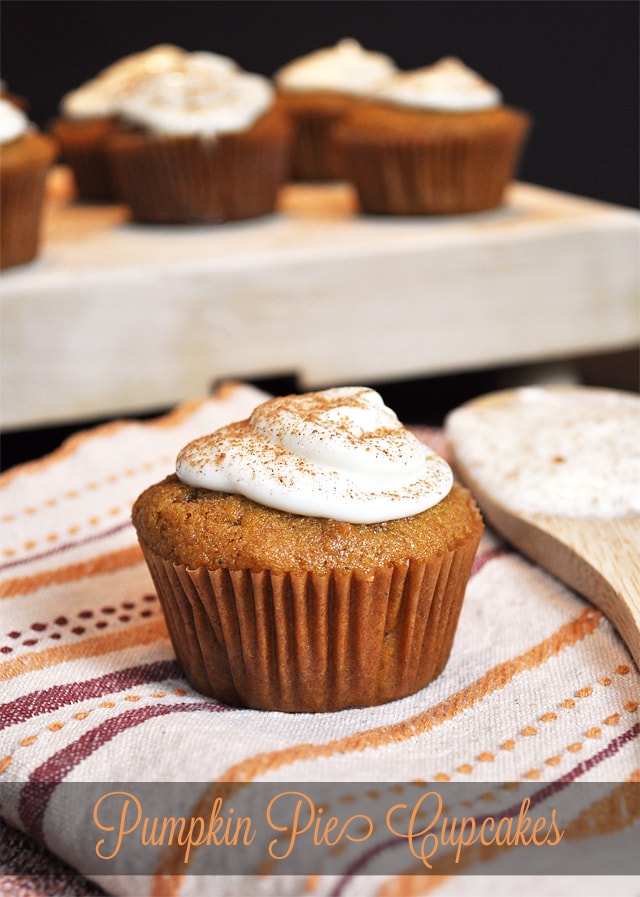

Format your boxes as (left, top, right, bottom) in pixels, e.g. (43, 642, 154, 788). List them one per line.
(138, 537, 480, 713)
(276, 92, 357, 181)
(336, 112, 531, 214)
(106, 110, 291, 224)
(0, 138, 57, 269)
(51, 118, 119, 202)
(285, 109, 348, 181)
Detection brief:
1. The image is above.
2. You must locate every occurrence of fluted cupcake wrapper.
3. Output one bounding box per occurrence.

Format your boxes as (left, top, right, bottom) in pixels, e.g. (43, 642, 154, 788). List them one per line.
(107, 123, 291, 224)
(276, 92, 356, 181)
(336, 113, 531, 215)
(0, 153, 54, 270)
(138, 538, 480, 713)
(51, 118, 119, 202)
(286, 109, 348, 182)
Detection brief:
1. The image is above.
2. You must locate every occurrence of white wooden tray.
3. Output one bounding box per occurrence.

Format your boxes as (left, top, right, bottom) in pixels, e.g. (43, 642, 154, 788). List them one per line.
(1, 169, 638, 429)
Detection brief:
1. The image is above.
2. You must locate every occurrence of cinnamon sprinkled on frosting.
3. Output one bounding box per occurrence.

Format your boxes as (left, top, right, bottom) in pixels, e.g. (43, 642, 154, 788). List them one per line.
(176, 387, 453, 523)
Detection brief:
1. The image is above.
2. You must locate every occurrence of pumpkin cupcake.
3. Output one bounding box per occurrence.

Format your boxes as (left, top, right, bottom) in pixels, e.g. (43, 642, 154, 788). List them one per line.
(335, 57, 531, 214)
(274, 38, 397, 181)
(0, 98, 57, 269)
(106, 51, 292, 223)
(51, 44, 187, 201)
(132, 387, 483, 712)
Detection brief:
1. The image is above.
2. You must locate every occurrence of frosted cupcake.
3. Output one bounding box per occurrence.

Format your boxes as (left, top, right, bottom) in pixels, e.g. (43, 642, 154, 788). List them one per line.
(0, 99, 57, 269)
(274, 38, 397, 181)
(335, 57, 532, 214)
(51, 44, 187, 201)
(132, 387, 483, 712)
(106, 52, 292, 223)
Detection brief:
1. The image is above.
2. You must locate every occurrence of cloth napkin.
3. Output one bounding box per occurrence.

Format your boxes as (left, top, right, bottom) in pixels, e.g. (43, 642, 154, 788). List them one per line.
(1, 382, 638, 897)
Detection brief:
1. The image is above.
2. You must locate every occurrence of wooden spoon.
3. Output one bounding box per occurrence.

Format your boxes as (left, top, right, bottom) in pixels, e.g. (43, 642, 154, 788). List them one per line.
(445, 387, 640, 668)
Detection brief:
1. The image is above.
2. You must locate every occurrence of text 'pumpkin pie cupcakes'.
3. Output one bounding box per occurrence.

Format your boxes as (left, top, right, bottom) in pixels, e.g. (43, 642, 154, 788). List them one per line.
(0, 99, 57, 269)
(106, 51, 292, 224)
(274, 38, 397, 181)
(132, 387, 483, 713)
(51, 44, 187, 201)
(335, 57, 532, 215)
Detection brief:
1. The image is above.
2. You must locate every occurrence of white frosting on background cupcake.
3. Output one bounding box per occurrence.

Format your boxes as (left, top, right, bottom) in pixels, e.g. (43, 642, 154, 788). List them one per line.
(0, 97, 29, 144)
(373, 57, 502, 112)
(275, 38, 397, 96)
(60, 44, 209, 119)
(117, 53, 274, 137)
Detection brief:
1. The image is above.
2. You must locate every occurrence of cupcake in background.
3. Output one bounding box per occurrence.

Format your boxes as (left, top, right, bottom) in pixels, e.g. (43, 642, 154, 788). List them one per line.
(132, 387, 483, 712)
(106, 51, 292, 224)
(274, 38, 397, 181)
(51, 44, 187, 201)
(0, 97, 57, 269)
(335, 57, 532, 215)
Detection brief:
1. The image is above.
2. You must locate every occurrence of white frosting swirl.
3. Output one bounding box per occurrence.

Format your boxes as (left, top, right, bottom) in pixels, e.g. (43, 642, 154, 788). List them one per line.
(446, 387, 640, 519)
(274, 38, 397, 96)
(0, 98, 29, 144)
(176, 387, 454, 524)
(373, 57, 502, 112)
(117, 53, 274, 136)
(60, 44, 190, 119)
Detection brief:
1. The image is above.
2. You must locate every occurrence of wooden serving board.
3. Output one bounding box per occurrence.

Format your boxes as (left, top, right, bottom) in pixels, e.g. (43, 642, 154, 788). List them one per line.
(1, 170, 638, 429)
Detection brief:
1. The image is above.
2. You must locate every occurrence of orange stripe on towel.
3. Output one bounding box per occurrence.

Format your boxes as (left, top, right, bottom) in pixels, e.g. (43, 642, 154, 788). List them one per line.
(219, 607, 602, 783)
(151, 607, 602, 895)
(0, 390, 243, 489)
(0, 618, 169, 681)
(0, 546, 144, 598)
(375, 772, 640, 896)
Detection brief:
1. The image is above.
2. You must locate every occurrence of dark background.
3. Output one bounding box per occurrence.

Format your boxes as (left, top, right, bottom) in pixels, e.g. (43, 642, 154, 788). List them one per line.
(1, 1, 638, 469)
(2, 0, 639, 209)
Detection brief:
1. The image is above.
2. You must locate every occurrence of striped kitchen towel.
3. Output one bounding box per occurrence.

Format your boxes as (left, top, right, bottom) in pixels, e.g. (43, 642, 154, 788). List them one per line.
(0, 381, 638, 897)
